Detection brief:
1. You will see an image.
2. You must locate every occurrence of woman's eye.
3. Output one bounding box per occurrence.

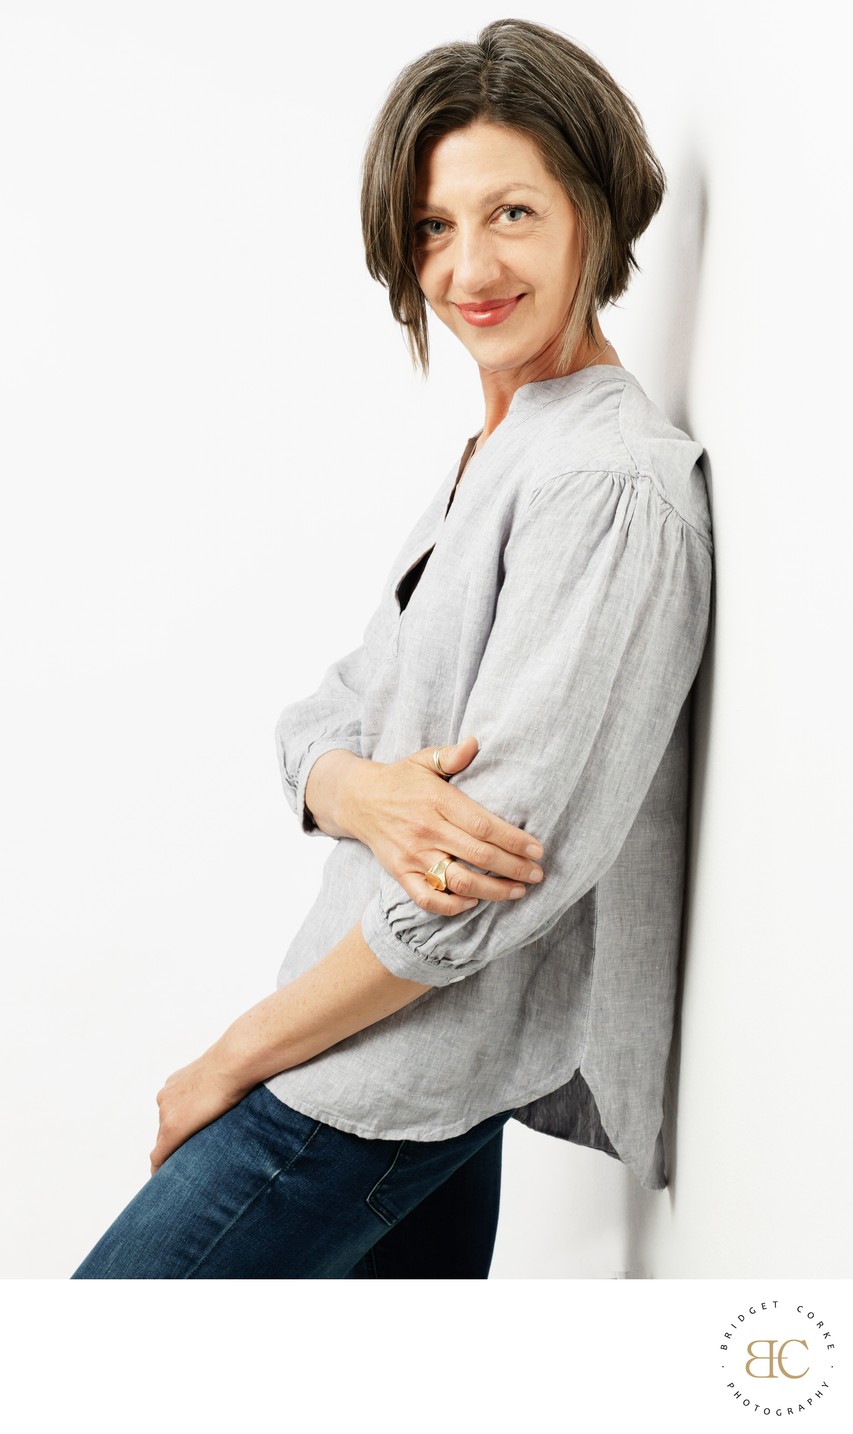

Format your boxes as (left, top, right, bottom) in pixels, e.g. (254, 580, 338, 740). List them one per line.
(415, 219, 448, 240)
(498, 205, 532, 224)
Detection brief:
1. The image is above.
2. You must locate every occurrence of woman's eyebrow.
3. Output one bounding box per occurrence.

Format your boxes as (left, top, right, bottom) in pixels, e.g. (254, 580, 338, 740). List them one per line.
(413, 183, 546, 212)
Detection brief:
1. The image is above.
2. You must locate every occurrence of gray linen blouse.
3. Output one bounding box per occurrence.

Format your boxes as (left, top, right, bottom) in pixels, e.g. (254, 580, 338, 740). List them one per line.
(266, 365, 713, 1191)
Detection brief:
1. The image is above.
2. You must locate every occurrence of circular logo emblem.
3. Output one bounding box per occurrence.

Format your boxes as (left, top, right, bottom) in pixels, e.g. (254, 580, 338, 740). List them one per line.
(719, 1297, 837, 1417)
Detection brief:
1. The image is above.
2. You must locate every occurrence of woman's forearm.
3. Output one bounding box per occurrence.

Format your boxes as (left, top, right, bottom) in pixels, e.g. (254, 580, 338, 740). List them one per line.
(211, 920, 433, 1088)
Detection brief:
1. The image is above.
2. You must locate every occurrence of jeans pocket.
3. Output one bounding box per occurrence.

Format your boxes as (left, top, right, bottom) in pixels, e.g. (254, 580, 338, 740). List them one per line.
(364, 1141, 410, 1227)
(363, 1107, 517, 1228)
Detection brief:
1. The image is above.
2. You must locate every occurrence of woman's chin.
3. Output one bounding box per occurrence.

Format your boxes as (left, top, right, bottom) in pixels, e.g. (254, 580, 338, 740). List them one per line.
(457, 335, 539, 373)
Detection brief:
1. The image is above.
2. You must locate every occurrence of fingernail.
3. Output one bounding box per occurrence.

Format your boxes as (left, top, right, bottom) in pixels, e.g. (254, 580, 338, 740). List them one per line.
(526, 843, 544, 858)
(510, 885, 526, 898)
(462, 898, 479, 908)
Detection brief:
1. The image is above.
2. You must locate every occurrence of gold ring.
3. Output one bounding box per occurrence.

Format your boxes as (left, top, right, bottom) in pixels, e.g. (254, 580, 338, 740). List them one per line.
(424, 857, 454, 892)
(432, 747, 450, 778)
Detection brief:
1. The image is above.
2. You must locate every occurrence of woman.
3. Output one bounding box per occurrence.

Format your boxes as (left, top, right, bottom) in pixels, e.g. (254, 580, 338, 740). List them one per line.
(72, 18, 713, 1280)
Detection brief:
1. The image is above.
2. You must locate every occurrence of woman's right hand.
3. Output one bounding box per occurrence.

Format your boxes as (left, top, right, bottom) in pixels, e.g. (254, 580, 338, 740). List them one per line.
(335, 736, 546, 915)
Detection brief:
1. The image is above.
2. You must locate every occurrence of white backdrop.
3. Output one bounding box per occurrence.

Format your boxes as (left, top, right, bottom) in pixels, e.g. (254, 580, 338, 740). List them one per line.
(1, 0, 849, 1280)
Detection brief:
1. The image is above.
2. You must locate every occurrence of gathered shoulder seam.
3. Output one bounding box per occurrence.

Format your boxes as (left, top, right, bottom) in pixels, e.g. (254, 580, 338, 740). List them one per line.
(526, 468, 637, 514)
(524, 467, 711, 551)
(642, 471, 713, 553)
(617, 383, 712, 553)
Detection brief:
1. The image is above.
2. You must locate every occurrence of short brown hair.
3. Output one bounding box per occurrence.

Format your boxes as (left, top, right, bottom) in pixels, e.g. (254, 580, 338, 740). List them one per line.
(361, 18, 666, 377)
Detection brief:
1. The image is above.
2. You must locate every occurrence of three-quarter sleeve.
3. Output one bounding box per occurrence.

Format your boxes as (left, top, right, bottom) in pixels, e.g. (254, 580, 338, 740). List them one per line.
(360, 467, 713, 984)
(275, 603, 380, 836)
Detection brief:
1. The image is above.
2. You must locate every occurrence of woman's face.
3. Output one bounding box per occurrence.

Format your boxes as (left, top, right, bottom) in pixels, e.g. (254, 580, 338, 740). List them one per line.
(412, 120, 583, 382)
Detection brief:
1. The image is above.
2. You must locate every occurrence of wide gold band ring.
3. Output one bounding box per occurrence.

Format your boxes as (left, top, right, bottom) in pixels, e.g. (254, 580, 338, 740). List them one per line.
(424, 857, 454, 892)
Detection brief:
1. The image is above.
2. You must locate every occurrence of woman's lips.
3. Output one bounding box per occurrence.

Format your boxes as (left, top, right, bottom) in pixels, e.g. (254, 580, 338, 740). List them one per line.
(455, 295, 524, 328)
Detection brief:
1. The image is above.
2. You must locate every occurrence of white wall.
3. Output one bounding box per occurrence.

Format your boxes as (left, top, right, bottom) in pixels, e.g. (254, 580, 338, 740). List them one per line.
(1, 1, 848, 1280)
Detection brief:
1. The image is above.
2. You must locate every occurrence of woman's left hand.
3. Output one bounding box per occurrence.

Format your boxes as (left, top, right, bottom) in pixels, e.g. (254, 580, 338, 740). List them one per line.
(149, 1048, 252, 1176)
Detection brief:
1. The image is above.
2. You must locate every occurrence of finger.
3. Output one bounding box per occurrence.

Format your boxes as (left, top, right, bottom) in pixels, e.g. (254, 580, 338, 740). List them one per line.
(401, 870, 480, 916)
(410, 866, 481, 912)
(440, 857, 531, 903)
(150, 1141, 171, 1173)
(428, 813, 546, 889)
(149, 1124, 170, 1174)
(414, 736, 478, 778)
(430, 785, 545, 866)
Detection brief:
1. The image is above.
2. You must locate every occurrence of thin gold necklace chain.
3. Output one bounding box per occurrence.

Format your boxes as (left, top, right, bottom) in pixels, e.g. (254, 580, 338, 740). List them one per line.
(579, 336, 612, 369)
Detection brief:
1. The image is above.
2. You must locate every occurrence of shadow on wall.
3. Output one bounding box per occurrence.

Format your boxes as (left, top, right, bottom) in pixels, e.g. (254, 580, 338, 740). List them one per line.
(651, 146, 709, 437)
(622, 146, 716, 1275)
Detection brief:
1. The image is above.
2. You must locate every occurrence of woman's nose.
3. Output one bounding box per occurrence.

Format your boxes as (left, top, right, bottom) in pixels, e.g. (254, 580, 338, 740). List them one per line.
(452, 227, 503, 296)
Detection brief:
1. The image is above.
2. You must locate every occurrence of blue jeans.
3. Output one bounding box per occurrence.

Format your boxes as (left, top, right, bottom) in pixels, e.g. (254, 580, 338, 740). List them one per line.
(71, 1084, 517, 1279)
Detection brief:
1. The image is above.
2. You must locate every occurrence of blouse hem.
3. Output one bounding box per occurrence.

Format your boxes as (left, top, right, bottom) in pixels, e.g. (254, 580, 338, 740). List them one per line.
(264, 1065, 598, 1144)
